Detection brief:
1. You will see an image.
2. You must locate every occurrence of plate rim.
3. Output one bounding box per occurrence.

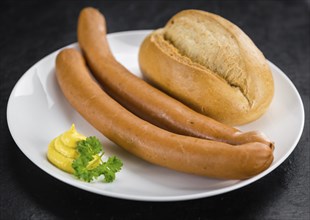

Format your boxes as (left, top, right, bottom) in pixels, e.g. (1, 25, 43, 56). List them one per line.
(6, 30, 305, 202)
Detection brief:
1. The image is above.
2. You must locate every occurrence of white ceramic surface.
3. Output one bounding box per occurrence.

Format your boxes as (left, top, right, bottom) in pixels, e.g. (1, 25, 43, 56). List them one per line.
(7, 30, 305, 201)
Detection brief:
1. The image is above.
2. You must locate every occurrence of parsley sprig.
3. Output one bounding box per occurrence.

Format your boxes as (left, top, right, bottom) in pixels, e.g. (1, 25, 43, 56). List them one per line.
(72, 136, 123, 183)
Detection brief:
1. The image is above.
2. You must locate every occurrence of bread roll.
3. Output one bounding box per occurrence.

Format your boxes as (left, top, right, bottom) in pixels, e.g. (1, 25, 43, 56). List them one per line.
(139, 9, 274, 125)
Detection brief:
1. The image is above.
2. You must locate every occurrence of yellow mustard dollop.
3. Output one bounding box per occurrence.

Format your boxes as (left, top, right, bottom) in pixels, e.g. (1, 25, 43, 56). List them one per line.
(47, 124, 86, 173)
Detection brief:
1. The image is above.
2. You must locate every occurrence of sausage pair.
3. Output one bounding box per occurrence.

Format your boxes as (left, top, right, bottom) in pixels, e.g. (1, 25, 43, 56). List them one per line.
(55, 7, 274, 179)
(56, 48, 273, 179)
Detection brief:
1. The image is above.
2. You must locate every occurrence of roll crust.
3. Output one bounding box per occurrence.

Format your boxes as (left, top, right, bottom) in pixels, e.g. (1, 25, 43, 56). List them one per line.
(139, 10, 274, 125)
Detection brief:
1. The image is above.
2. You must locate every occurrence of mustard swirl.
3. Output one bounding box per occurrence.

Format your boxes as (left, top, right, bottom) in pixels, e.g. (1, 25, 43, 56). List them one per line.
(47, 124, 86, 173)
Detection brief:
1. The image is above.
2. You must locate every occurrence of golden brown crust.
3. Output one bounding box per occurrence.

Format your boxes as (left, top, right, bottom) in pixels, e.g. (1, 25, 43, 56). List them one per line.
(139, 9, 274, 125)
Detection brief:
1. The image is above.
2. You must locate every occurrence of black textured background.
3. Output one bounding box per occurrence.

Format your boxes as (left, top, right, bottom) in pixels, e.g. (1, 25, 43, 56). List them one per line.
(1, 0, 309, 219)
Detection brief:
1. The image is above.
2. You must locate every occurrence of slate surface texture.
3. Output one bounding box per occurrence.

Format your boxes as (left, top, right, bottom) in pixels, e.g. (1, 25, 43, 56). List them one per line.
(0, 0, 309, 219)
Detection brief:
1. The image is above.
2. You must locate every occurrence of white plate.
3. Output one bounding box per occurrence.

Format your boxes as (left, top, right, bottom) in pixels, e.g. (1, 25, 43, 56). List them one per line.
(7, 30, 305, 201)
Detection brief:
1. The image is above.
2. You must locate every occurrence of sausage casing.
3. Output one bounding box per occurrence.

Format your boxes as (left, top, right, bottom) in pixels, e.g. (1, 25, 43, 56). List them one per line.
(56, 48, 273, 179)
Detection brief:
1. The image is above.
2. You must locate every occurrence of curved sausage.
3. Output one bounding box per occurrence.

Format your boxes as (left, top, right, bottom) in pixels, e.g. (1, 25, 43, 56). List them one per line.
(77, 7, 274, 147)
(55, 48, 273, 179)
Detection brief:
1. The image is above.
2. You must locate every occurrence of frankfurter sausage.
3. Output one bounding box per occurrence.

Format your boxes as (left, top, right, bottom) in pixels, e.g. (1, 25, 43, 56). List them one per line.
(55, 48, 273, 179)
(77, 7, 274, 147)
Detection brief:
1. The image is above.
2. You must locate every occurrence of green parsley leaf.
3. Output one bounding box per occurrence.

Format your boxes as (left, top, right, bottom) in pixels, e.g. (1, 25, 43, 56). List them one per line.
(72, 136, 122, 183)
